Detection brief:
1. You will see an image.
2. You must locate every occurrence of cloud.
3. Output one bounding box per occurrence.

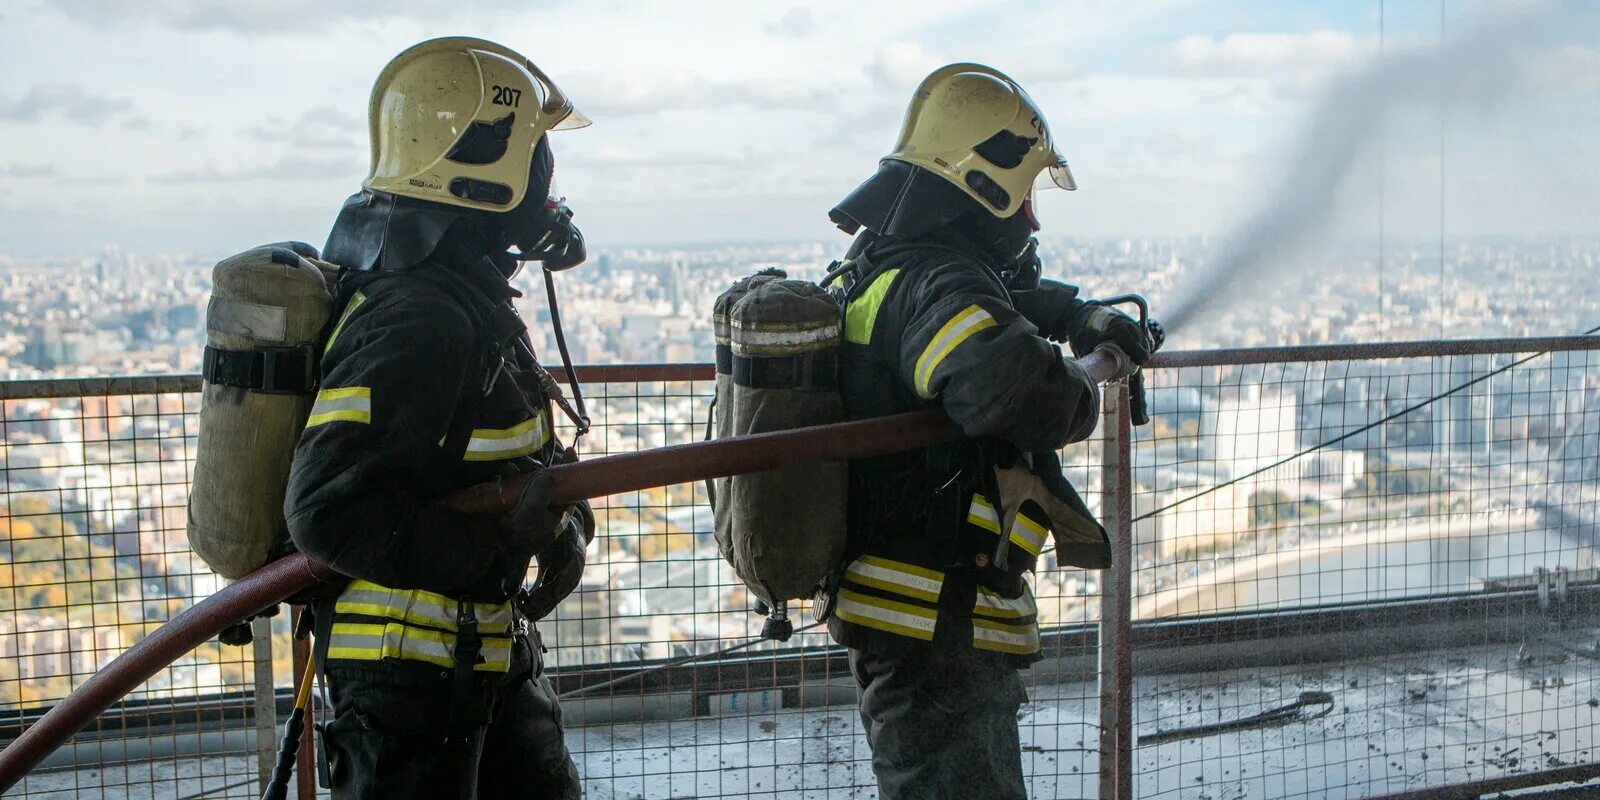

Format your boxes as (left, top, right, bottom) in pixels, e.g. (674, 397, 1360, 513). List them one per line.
(248, 105, 363, 151)
(570, 72, 831, 117)
(45, 0, 504, 32)
(0, 83, 133, 125)
(1171, 31, 1376, 77)
(152, 155, 358, 184)
(764, 7, 815, 38)
(0, 164, 58, 178)
(866, 43, 940, 90)
(1537, 46, 1600, 91)
(121, 116, 151, 131)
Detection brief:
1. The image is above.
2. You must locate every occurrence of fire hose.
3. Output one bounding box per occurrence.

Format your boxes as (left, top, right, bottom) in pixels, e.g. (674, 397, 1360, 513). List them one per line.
(0, 343, 1137, 792)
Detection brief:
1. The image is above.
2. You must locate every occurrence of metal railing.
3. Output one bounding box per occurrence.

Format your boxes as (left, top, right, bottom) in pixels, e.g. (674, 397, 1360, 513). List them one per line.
(3, 336, 1599, 798)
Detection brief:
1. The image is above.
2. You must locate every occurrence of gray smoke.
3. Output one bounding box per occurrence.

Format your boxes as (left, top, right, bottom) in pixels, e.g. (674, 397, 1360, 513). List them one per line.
(1162, 0, 1595, 334)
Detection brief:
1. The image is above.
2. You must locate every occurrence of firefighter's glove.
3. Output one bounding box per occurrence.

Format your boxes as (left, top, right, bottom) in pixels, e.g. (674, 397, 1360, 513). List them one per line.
(520, 504, 593, 621)
(1010, 278, 1083, 343)
(500, 470, 568, 566)
(1069, 305, 1163, 366)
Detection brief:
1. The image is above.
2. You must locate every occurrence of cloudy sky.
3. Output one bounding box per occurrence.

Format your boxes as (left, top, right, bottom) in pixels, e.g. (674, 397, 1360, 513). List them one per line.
(0, 0, 1595, 258)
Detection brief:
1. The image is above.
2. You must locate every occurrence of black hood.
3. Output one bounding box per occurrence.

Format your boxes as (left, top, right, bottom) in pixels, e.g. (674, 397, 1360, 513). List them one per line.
(324, 136, 558, 274)
(830, 159, 973, 241)
(323, 191, 469, 273)
(831, 159, 1036, 271)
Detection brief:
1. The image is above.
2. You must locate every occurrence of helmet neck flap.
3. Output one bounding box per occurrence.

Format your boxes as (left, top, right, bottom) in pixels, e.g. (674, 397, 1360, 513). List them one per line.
(830, 159, 1035, 272)
(325, 136, 556, 276)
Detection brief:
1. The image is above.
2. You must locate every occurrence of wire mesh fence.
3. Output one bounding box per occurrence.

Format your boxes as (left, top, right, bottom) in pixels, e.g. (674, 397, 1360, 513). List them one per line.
(1, 378, 287, 799)
(2, 337, 1598, 799)
(1129, 343, 1600, 799)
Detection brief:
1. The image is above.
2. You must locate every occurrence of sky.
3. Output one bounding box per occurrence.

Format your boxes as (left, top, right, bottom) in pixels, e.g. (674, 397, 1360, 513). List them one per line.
(0, 0, 1595, 258)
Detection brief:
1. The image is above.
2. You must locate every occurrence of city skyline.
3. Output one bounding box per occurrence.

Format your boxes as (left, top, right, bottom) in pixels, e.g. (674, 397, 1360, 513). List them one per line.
(0, 1, 1597, 260)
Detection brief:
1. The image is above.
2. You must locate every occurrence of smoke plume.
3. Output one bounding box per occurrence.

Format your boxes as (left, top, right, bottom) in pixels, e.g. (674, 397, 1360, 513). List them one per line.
(1161, 0, 1596, 335)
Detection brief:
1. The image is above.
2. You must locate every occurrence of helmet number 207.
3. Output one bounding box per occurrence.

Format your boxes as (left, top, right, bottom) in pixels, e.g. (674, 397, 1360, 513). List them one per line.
(491, 85, 522, 108)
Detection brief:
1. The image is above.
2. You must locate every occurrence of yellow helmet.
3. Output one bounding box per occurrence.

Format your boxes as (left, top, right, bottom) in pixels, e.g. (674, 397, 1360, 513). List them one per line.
(887, 63, 1074, 219)
(364, 36, 589, 213)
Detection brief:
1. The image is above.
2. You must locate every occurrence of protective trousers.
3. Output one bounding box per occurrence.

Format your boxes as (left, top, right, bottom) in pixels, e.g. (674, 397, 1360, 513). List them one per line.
(850, 634, 1029, 800)
(318, 634, 580, 800)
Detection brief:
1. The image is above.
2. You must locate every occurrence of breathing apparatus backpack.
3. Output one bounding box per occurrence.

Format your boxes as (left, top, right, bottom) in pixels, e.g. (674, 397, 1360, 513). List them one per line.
(710, 267, 853, 641)
(188, 242, 341, 579)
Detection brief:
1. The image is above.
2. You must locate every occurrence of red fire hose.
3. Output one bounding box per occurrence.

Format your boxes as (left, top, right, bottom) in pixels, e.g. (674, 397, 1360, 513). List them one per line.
(0, 347, 1125, 791)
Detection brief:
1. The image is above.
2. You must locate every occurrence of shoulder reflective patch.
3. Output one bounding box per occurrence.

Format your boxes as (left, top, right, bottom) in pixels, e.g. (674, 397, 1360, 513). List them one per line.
(913, 304, 997, 398)
(322, 290, 368, 355)
(966, 494, 1049, 557)
(844, 269, 901, 345)
(305, 386, 371, 428)
(834, 588, 937, 640)
(463, 412, 550, 461)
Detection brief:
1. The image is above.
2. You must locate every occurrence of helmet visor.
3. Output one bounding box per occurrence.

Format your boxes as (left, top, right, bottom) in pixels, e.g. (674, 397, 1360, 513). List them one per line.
(1040, 157, 1076, 191)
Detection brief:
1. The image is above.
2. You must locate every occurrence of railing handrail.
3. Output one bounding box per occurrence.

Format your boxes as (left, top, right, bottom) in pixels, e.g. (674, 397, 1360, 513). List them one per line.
(5, 334, 1598, 400)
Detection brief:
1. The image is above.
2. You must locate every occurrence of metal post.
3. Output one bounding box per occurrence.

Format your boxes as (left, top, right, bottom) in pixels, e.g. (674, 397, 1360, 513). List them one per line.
(291, 607, 318, 800)
(251, 615, 278, 790)
(1098, 381, 1135, 800)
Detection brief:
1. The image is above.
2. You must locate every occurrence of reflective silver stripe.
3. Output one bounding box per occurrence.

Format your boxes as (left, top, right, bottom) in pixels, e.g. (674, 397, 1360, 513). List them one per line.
(834, 589, 938, 640)
(463, 413, 550, 462)
(305, 386, 371, 427)
(967, 495, 1048, 557)
(335, 580, 514, 633)
(972, 618, 1040, 654)
(914, 304, 997, 398)
(729, 320, 839, 356)
(975, 586, 1037, 619)
(845, 556, 944, 602)
(325, 622, 511, 672)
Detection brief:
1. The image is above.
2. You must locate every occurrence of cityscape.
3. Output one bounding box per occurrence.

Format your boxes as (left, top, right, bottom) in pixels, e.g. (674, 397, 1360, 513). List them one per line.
(2, 236, 1599, 705)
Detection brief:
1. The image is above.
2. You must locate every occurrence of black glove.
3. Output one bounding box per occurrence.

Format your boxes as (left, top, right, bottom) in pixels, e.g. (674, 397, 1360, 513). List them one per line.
(1069, 304, 1164, 366)
(1010, 278, 1083, 342)
(520, 501, 594, 621)
(500, 470, 568, 568)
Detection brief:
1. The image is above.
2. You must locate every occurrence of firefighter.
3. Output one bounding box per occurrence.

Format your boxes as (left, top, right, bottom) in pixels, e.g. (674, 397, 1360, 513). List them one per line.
(826, 63, 1159, 799)
(284, 37, 593, 800)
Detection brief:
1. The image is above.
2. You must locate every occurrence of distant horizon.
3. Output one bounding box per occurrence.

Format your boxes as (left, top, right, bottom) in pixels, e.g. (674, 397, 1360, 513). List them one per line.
(6, 231, 1600, 265)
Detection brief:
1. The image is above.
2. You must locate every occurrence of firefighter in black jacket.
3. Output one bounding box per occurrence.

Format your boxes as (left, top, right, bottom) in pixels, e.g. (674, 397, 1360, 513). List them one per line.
(285, 38, 594, 800)
(826, 63, 1160, 800)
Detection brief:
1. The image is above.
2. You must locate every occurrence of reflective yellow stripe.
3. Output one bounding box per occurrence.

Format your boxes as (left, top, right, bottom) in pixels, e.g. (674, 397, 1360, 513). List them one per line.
(835, 588, 938, 640)
(326, 622, 512, 672)
(322, 291, 367, 355)
(974, 586, 1037, 620)
(305, 386, 371, 428)
(844, 269, 901, 345)
(845, 555, 944, 603)
(972, 617, 1041, 654)
(914, 304, 997, 398)
(463, 413, 550, 461)
(335, 580, 514, 633)
(966, 495, 1048, 557)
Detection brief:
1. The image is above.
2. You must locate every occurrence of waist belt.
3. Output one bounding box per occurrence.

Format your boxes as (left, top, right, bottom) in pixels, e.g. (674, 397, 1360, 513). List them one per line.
(715, 344, 838, 391)
(203, 344, 317, 395)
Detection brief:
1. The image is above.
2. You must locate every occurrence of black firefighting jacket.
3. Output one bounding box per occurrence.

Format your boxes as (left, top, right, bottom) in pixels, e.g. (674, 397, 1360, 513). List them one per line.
(829, 237, 1108, 664)
(285, 249, 580, 676)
